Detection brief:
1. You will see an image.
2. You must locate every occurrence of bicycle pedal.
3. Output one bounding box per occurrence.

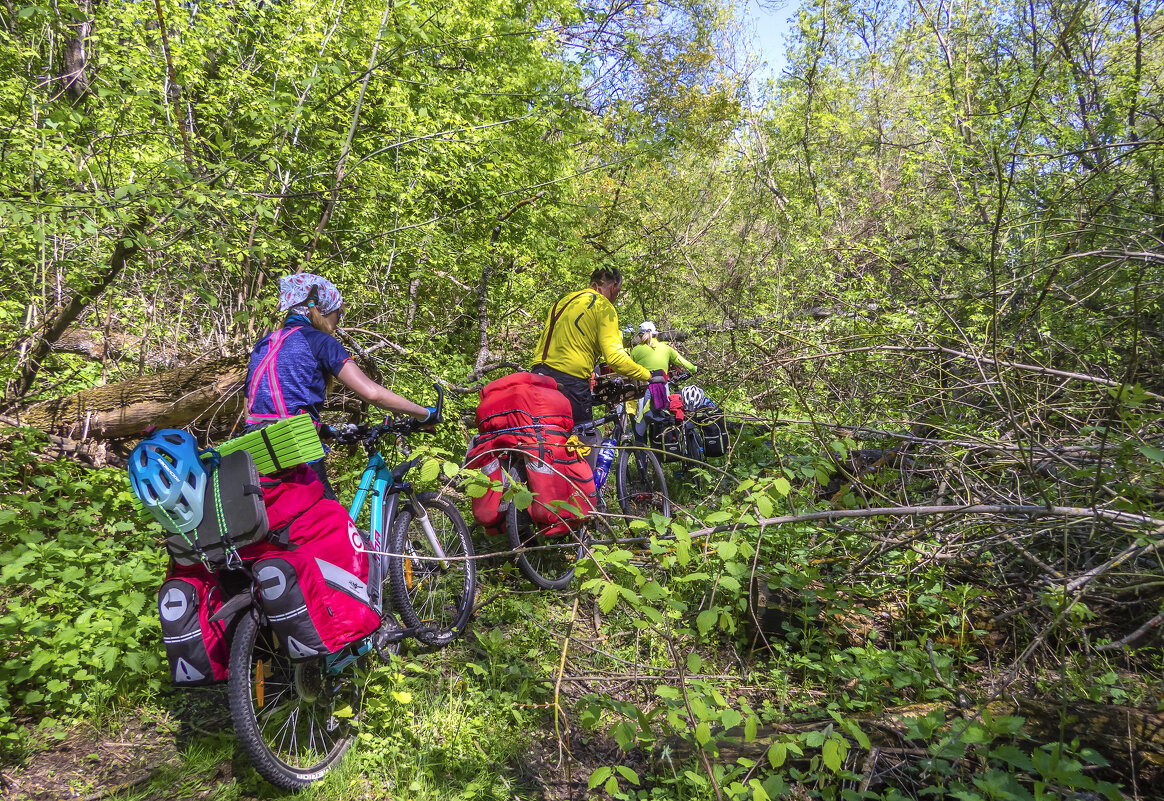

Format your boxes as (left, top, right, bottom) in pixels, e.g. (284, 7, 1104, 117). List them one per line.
(373, 618, 404, 659)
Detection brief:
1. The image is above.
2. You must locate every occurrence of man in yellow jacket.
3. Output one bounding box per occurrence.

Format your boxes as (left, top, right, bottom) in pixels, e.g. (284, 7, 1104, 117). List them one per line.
(531, 268, 654, 422)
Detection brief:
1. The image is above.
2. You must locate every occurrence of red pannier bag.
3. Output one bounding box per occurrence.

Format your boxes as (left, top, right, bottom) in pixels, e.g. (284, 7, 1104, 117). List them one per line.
(254, 471, 380, 660)
(158, 562, 232, 686)
(521, 434, 597, 537)
(464, 438, 508, 536)
(476, 372, 573, 433)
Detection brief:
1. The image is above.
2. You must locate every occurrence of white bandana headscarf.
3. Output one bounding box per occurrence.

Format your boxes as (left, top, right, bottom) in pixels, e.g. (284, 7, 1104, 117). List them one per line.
(278, 273, 343, 315)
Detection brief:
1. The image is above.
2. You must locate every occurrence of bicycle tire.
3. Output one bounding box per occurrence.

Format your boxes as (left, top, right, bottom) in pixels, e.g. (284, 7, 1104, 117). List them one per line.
(227, 611, 359, 790)
(505, 461, 591, 591)
(615, 446, 671, 519)
(388, 492, 476, 646)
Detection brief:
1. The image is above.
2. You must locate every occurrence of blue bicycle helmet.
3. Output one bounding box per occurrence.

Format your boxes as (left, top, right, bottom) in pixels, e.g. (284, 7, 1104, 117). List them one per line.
(128, 430, 207, 534)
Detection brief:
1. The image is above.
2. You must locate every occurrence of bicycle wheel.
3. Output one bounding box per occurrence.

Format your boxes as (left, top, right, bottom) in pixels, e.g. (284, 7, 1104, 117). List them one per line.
(388, 491, 476, 646)
(227, 611, 359, 790)
(615, 446, 671, 519)
(505, 462, 591, 591)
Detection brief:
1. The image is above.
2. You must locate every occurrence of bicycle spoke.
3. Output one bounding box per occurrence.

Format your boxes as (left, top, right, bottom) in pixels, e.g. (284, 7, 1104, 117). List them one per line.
(389, 493, 475, 644)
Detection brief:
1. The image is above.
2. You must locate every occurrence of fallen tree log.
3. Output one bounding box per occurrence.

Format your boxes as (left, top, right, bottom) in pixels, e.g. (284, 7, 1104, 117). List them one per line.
(0, 415, 125, 468)
(15, 356, 247, 440)
(13, 353, 378, 449)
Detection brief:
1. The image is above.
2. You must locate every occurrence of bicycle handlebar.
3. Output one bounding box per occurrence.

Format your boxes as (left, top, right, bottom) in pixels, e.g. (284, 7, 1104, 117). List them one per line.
(591, 374, 641, 407)
(321, 382, 444, 446)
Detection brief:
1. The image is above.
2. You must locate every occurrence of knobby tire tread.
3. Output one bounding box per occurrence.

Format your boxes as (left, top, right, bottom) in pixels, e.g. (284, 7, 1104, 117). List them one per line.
(387, 492, 476, 646)
(505, 461, 588, 591)
(227, 611, 356, 790)
(615, 447, 671, 519)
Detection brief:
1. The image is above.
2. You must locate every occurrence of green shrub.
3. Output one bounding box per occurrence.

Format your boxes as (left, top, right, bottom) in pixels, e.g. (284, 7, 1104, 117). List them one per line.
(0, 428, 167, 755)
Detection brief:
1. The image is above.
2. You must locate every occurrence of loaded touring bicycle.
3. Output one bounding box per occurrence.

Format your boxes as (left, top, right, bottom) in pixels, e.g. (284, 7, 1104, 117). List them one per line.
(131, 386, 474, 789)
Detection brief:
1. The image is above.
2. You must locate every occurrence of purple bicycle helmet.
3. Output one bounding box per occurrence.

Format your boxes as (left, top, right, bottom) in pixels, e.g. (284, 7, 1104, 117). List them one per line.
(128, 429, 207, 534)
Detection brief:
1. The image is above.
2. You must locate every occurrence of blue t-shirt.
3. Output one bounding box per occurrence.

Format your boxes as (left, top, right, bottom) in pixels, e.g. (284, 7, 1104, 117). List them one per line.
(245, 315, 352, 422)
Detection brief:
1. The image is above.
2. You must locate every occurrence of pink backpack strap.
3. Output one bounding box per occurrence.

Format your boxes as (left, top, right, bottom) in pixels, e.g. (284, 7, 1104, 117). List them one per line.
(246, 327, 301, 424)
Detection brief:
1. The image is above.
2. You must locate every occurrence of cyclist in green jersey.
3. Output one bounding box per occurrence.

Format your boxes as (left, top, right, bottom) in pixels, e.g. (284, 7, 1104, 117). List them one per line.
(629, 321, 697, 376)
(531, 268, 655, 422)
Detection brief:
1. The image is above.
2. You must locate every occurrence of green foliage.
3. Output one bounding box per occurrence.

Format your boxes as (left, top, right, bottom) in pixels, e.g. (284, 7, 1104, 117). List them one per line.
(0, 0, 1161, 796)
(0, 429, 166, 755)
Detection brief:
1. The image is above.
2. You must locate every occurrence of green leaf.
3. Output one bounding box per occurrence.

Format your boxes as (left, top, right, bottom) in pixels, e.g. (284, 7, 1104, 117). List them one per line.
(615, 766, 640, 785)
(1138, 444, 1164, 462)
(513, 488, 535, 511)
(696, 609, 717, 635)
(755, 495, 774, 517)
(840, 719, 871, 750)
(686, 651, 702, 673)
(822, 736, 847, 772)
(599, 582, 620, 614)
(420, 459, 440, 483)
(695, 721, 711, 745)
(745, 715, 758, 742)
(768, 742, 787, 768)
(588, 766, 612, 789)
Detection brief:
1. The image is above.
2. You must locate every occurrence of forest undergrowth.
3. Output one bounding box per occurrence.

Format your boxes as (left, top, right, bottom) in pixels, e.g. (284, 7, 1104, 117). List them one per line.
(2, 0, 1164, 796)
(2, 337, 1162, 800)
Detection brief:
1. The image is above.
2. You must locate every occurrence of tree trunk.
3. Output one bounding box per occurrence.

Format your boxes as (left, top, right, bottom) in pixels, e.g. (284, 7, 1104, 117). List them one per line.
(16, 356, 247, 440)
(47, 328, 187, 369)
(60, 4, 92, 103)
(9, 222, 142, 403)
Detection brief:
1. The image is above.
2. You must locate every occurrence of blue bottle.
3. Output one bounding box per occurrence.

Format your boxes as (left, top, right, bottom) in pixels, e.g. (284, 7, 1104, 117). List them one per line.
(593, 438, 616, 489)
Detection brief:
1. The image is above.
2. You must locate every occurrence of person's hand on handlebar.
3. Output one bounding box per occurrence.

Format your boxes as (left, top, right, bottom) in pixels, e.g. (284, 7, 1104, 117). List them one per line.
(416, 406, 440, 432)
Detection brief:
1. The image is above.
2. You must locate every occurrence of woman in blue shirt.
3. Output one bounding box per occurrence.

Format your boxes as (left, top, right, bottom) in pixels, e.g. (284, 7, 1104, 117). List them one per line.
(246, 273, 433, 495)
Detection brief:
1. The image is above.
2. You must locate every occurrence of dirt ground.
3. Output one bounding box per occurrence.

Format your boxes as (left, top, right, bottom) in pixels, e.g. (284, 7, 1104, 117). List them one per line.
(0, 689, 233, 801)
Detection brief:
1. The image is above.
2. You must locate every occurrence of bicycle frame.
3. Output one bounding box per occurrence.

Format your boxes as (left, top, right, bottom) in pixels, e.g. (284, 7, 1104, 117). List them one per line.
(347, 450, 451, 599)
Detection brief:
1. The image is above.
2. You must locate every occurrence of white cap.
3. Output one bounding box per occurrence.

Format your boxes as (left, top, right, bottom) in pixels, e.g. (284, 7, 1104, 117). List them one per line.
(639, 321, 657, 336)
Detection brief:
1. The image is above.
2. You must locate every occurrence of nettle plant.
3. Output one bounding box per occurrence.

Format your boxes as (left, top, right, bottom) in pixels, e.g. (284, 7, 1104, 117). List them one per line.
(0, 428, 166, 754)
(572, 479, 797, 799)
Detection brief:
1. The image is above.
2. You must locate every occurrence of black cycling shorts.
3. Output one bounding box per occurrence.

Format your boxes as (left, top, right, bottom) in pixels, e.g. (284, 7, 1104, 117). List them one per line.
(531, 364, 593, 424)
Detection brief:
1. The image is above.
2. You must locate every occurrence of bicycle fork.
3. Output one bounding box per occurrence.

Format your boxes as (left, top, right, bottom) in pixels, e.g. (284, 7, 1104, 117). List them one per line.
(407, 489, 451, 569)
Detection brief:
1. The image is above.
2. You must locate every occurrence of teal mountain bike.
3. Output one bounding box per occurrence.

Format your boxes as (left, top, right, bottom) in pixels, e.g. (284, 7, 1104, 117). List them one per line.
(221, 387, 475, 789)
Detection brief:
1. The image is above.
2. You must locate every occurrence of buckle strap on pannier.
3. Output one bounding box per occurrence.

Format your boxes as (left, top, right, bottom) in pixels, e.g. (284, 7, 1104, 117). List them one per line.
(266, 497, 321, 548)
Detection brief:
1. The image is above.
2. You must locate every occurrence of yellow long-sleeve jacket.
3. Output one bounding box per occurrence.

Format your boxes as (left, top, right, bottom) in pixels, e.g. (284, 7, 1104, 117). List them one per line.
(531, 290, 650, 381)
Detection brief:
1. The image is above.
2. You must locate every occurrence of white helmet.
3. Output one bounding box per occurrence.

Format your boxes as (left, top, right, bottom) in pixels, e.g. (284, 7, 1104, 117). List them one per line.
(638, 321, 657, 336)
(680, 384, 706, 411)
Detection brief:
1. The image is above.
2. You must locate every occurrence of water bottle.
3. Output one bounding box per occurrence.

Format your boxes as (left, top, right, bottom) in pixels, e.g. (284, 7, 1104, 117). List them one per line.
(593, 438, 616, 490)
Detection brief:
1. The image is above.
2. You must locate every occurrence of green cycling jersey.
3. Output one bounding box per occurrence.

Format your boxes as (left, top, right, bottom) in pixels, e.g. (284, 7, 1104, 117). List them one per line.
(629, 339, 696, 375)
